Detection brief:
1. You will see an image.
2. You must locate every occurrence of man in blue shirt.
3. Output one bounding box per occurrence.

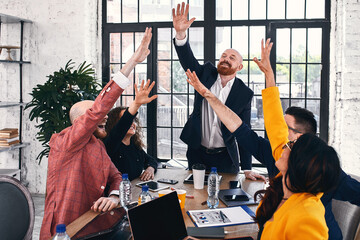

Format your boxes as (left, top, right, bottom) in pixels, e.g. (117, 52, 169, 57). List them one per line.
(185, 67, 360, 240)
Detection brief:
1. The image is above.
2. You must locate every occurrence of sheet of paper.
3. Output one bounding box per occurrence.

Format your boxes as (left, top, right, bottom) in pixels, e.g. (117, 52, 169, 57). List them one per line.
(187, 206, 255, 228)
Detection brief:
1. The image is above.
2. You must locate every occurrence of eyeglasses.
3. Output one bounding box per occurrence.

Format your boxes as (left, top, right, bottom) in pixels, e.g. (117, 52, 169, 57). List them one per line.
(282, 140, 296, 151)
(288, 126, 302, 134)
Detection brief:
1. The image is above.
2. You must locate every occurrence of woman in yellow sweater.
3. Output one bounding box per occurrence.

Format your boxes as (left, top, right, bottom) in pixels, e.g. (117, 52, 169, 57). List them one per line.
(185, 39, 341, 239)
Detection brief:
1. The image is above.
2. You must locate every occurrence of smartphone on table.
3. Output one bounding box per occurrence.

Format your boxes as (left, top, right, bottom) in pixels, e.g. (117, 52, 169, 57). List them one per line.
(157, 178, 178, 185)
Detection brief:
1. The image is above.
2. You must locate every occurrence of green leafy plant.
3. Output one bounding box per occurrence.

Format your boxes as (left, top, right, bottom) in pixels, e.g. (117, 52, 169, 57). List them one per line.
(25, 60, 101, 163)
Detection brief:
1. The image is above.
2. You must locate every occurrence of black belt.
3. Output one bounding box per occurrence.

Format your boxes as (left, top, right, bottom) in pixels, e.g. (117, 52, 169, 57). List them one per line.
(199, 145, 227, 155)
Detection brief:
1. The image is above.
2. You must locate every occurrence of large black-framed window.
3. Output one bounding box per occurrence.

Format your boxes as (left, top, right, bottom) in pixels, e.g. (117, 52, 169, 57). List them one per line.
(102, 0, 330, 164)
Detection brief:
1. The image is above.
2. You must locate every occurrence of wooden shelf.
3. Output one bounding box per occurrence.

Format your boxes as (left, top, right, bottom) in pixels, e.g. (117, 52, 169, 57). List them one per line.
(0, 142, 29, 153)
(0, 102, 27, 108)
(0, 13, 31, 23)
(0, 60, 31, 64)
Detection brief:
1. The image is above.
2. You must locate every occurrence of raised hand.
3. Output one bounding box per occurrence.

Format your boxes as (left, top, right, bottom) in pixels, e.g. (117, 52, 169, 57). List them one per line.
(172, 2, 196, 39)
(134, 79, 158, 105)
(185, 69, 209, 98)
(253, 38, 275, 87)
(132, 27, 152, 63)
(128, 79, 158, 115)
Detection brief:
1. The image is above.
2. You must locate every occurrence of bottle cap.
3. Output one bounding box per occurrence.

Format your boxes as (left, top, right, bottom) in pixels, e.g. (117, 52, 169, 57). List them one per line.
(211, 167, 217, 173)
(56, 224, 66, 233)
(142, 185, 149, 192)
(122, 173, 129, 180)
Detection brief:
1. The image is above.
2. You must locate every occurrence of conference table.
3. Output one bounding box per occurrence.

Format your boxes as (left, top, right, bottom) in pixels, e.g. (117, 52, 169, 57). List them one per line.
(131, 168, 266, 239)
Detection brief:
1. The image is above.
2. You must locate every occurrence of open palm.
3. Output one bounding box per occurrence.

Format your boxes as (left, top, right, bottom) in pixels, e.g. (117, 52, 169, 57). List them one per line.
(172, 2, 195, 33)
(134, 79, 158, 105)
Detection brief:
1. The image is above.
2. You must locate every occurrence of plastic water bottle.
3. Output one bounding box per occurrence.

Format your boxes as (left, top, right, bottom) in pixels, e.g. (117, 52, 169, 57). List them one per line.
(207, 167, 220, 209)
(53, 224, 70, 240)
(120, 173, 131, 210)
(138, 185, 152, 205)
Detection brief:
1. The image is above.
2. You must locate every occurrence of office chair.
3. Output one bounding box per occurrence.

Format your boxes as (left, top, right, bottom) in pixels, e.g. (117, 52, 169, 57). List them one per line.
(0, 175, 35, 240)
(332, 199, 360, 240)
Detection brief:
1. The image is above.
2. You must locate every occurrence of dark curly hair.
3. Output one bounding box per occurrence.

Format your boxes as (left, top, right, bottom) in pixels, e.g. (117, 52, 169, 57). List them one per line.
(254, 133, 340, 227)
(105, 106, 145, 150)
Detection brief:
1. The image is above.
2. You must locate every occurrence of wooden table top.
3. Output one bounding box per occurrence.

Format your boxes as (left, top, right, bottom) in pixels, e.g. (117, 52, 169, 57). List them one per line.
(131, 168, 265, 239)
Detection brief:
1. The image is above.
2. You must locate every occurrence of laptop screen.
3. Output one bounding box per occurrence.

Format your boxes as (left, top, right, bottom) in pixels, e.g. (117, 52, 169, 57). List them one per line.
(127, 191, 188, 240)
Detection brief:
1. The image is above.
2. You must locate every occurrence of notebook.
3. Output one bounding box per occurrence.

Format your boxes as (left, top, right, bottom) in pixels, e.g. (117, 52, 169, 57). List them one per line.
(219, 188, 260, 207)
(127, 191, 188, 240)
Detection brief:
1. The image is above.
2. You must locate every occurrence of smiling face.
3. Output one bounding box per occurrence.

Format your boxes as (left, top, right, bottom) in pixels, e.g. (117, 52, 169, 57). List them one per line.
(93, 115, 108, 139)
(217, 49, 243, 76)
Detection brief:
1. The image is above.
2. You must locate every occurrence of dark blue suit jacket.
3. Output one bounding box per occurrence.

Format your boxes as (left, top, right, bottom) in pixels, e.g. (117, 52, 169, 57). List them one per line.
(174, 39, 253, 170)
(233, 123, 360, 240)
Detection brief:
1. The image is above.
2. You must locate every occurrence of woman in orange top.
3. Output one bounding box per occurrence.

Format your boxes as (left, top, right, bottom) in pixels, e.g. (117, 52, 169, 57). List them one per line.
(253, 39, 341, 239)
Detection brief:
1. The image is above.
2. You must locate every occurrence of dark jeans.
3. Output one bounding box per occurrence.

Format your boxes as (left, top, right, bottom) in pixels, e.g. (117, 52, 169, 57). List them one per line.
(187, 146, 239, 173)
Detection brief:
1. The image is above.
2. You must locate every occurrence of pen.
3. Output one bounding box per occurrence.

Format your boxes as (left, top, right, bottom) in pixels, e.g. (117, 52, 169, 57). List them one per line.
(219, 210, 226, 223)
(186, 195, 194, 199)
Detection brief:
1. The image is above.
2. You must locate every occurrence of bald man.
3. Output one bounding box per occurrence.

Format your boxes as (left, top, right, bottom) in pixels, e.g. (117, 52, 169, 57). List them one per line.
(40, 28, 152, 240)
(172, 3, 255, 176)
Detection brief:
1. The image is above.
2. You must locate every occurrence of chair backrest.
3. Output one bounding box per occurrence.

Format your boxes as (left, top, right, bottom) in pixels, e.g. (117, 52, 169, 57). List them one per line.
(0, 175, 35, 240)
(332, 199, 360, 240)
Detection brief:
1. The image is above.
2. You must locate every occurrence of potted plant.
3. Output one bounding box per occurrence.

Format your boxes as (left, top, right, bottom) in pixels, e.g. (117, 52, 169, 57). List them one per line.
(25, 60, 101, 163)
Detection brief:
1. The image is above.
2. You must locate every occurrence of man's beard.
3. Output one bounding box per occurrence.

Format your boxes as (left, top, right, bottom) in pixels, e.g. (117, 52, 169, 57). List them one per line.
(217, 61, 237, 75)
(94, 128, 107, 139)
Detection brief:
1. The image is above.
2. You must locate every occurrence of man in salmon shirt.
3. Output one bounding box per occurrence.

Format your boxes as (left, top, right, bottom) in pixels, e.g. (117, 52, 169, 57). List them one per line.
(40, 28, 152, 240)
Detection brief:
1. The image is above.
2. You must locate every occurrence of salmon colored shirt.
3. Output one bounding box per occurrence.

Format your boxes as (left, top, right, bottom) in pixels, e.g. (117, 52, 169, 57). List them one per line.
(40, 73, 130, 240)
(258, 87, 328, 240)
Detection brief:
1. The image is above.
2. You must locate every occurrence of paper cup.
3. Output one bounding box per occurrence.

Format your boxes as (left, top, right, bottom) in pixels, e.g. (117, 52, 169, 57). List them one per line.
(192, 164, 206, 189)
(176, 189, 186, 209)
(158, 189, 172, 197)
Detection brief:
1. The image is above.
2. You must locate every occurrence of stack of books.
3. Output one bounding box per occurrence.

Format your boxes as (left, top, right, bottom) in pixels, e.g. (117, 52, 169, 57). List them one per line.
(0, 128, 20, 147)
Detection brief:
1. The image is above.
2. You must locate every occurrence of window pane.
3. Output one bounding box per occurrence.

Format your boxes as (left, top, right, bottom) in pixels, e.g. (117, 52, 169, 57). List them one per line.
(216, 27, 231, 58)
(249, 61, 264, 95)
(237, 60, 249, 84)
(110, 33, 121, 63)
(291, 99, 305, 108)
(158, 28, 171, 60)
(250, 26, 265, 59)
(232, 0, 248, 20)
(276, 64, 290, 97)
(139, 0, 171, 22)
(121, 32, 134, 63)
(135, 64, 147, 84)
(173, 128, 187, 160)
(157, 95, 171, 127)
(307, 64, 321, 98)
(250, 0, 266, 20)
(173, 95, 188, 127)
(107, 0, 121, 23)
(287, 0, 305, 19)
(268, 0, 285, 19)
(123, 0, 138, 23)
(308, 28, 322, 63)
(232, 26, 248, 60)
(276, 29, 290, 62)
(291, 28, 306, 63)
(120, 95, 134, 107)
(157, 128, 171, 159)
(251, 96, 264, 129)
(141, 127, 148, 148)
(138, 105, 147, 128)
(280, 98, 289, 112)
(306, 0, 325, 19)
(189, 0, 204, 21)
(173, 61, 187, 93)
(158, 61, 171, 92)
(306, 100, 320, 132)
(189, 28, 204, 60)
(291, 64, 306, 98)
(216, 0, 230, 20)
